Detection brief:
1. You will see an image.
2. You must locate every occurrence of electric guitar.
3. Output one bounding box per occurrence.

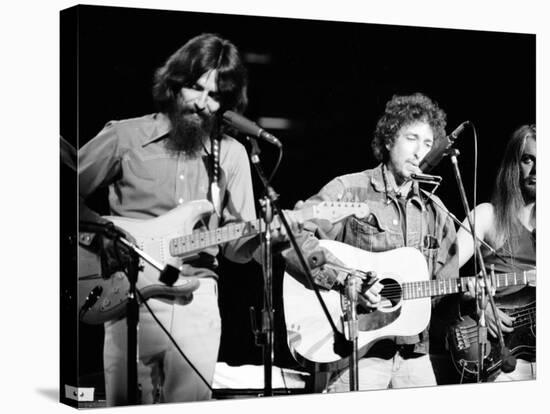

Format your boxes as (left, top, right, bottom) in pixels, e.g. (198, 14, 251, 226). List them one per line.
(283, 240, 536, 372)
(79, 199, 370, 324)
(447, 284, 536, 380)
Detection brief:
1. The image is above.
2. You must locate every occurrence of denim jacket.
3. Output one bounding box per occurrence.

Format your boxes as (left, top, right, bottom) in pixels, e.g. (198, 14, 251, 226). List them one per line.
(283, 164, 459, 354)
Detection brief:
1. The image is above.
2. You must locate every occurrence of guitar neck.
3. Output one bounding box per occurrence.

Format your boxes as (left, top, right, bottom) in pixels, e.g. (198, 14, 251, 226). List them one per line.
(169, 218, 266, 256)
(168, 202, 366, 257)
(403, 270, 535, 300)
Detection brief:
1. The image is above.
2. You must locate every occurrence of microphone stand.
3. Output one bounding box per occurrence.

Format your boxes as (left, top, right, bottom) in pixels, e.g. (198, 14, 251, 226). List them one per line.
(247, 137, 275, 396)
(259, 194, 275, 396)
(419, 189, 509, 265)
(245, 137, 353, 396)
(343, 275, 361, 390)
(261, 196, 275, 396)
(447, 149, 513, 382)
(79, 223, 182, 403)
(115, 236, 182, 403)
(116, 236, 186, 403)
(125, 248, 140, 404)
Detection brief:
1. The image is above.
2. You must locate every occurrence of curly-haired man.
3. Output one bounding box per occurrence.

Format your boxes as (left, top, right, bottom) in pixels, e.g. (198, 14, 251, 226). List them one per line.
(283, 93, 459, 391)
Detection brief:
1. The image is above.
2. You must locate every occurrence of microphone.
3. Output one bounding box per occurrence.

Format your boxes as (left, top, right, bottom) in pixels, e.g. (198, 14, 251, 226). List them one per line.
(419, 121, 470, 173)
(222, 110, 282, 148)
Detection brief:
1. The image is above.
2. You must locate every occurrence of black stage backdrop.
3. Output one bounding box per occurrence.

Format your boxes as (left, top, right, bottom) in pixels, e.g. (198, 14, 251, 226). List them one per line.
(61, 4, 535, 392)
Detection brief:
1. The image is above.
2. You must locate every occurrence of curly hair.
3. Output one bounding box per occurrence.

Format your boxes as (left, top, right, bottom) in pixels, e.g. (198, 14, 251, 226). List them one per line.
(491, 124, 536, 246)
(371, 93, 447, 162)
(152, 33, 248, 115)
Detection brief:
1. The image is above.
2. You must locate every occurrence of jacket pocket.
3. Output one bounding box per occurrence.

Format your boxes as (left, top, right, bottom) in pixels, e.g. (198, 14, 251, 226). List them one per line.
(345, 211, 394, 252)
(420, 235, 440, 276)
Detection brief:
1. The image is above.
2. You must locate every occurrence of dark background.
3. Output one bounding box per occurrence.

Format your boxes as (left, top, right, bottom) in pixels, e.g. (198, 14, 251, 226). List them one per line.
(61, 4, 535, 392)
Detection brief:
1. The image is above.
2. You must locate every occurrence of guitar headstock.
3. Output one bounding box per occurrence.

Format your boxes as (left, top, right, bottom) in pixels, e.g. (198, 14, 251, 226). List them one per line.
(312, 201, 370, 223)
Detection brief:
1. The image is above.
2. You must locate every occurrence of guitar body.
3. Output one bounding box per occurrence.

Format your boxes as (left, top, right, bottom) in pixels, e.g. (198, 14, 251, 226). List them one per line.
(78, 200, 211, 324)
(448, 286, 536, 380)
(283, 240, 430, 371)
(78, 200, 372, 325)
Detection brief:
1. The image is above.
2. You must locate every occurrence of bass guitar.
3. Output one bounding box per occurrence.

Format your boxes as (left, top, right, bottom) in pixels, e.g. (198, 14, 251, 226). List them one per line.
(447, 284, 536, 380)
(283, 240, 536, 372)
(79, 199, 370, 324)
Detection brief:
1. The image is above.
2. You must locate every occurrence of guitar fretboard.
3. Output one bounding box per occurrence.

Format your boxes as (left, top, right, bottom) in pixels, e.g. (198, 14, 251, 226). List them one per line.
(402, 270, 535, 300)
(169, 219, 267, 256)
(168, 202, 369, 257)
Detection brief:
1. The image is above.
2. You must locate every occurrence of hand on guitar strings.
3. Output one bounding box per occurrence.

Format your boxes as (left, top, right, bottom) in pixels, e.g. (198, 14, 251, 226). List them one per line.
(356, 273, 384, 310)
(465, 278, 515, 338)
(94, 221, 138, 278)
(482, 303, 515, 338)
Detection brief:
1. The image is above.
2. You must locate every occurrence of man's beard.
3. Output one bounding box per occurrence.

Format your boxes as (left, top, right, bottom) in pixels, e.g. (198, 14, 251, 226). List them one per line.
(521, 177, 536, 203)
(168, 107, 217, 155)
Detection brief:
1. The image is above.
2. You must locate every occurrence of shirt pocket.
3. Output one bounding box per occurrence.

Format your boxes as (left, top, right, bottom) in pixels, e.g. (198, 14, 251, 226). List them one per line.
(420, 235, 440, 276)
(122, 151, 170, 184)
(345, 211, 395, 252)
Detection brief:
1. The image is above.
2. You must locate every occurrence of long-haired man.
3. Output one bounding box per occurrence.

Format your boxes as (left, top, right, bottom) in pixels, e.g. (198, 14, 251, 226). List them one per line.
(79, 33, 257, 405)
(456, 124, 536, 381)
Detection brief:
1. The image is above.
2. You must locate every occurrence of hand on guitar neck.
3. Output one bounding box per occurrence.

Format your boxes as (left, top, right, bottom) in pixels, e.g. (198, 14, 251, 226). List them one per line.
(273, 199, 371, 245)
(280, 200, 383, 309)
(267, 206, 306, 246)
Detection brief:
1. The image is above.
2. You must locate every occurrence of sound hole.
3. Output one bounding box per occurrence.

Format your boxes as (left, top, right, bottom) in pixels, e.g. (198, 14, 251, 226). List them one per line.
(379, 278, 402, 308)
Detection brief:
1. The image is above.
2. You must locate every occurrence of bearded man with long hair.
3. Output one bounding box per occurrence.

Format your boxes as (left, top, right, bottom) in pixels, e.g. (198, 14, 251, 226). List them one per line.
(456, 124, 536, 381)
(79, 33, 257, 406)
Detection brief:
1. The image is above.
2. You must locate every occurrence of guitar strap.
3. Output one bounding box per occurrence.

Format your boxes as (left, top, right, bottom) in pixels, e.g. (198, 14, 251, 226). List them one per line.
(209, 49, 227, 218)
(210, 135, 222, 217)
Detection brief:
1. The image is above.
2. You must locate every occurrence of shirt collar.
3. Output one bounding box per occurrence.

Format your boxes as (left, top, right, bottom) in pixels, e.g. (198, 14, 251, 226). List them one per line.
(142, 113, 172, 147)
(141, 113, 212, 156)
(370, 163, 423, 206)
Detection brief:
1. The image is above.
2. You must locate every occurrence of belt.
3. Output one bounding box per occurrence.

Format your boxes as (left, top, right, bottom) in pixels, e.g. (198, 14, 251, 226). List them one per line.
(364, 340, 424, 360)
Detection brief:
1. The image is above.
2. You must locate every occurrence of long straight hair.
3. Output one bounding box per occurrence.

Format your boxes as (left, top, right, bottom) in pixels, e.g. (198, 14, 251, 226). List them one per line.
(152, 33, 248, 116)
(491, 124, 536, 246)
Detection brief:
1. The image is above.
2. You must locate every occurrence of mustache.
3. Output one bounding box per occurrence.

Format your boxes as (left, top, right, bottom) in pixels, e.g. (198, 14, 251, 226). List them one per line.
(180, 106, 208, 118)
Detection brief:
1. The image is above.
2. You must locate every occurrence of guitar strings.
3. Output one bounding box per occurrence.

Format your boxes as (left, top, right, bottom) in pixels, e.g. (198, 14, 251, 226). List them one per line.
(374, 284, 445, 300)
(459, 318, 535, 341)
(455, 306, 535, 341)
(375, 282, 536, 302)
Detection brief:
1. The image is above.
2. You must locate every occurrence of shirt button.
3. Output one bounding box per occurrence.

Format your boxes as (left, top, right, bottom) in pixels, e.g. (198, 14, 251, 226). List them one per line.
(178, 198, 184, 204)
(179, 174, 184, 180)
(392, 219, 399, 226)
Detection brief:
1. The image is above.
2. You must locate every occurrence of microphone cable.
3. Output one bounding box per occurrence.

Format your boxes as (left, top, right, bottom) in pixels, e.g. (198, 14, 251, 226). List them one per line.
(137, 289, 215, 393)
(268, 145, 283, 184)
